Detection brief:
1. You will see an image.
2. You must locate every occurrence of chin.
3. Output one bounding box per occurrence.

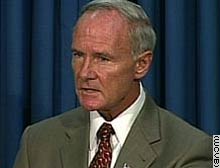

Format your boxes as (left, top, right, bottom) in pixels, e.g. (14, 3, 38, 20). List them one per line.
(79, 96, 105, 110)
(81, 101, 102, 111)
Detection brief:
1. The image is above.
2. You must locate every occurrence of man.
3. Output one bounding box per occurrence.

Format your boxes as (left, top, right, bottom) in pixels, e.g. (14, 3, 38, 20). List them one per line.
(14, 0, 212, 168)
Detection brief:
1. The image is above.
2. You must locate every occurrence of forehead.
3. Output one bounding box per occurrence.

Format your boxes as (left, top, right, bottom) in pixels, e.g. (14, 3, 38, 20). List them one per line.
(73, 10, 129, 42)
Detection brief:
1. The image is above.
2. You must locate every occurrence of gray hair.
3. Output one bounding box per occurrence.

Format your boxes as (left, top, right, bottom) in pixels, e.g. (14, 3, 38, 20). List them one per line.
(75, 0, 156, 57)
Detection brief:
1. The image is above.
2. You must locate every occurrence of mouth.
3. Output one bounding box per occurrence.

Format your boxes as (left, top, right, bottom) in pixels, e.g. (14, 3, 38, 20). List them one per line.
(79, 87, 100, 94)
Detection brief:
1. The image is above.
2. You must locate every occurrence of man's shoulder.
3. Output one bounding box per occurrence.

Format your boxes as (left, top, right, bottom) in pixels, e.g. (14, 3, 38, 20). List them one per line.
(32, 106, 85, 125)
(15, 107, 90, 164)
(156, 107, 211, 155)
(158, 107, 210, 139)
(143, 92, 210, 140)
(25, 107, 88, 139)
(153, 107, 212, 167)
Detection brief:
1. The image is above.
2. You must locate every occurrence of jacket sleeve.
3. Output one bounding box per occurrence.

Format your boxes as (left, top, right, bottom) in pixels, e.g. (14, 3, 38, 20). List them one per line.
(13, 127, 30, 168)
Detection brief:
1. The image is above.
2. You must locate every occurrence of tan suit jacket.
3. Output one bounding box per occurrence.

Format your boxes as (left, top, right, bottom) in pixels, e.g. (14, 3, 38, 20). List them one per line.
(14, 93, 212, 168)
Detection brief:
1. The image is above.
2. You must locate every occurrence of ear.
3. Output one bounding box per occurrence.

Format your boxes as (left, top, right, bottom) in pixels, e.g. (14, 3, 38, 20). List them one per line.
(134, 50, 153, 79)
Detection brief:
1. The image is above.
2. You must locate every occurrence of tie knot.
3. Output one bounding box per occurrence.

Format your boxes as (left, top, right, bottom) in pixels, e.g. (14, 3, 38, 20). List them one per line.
(97, 123, 115, 141)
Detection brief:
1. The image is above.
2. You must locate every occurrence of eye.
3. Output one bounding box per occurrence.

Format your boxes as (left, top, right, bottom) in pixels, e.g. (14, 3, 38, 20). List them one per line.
(72, 50, 84, 58)
(99, 56, 110, 61)
(96, 54, 111, 62)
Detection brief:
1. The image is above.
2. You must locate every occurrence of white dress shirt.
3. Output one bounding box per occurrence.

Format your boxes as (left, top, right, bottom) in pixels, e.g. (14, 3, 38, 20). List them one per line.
(89, 83, 146, 168)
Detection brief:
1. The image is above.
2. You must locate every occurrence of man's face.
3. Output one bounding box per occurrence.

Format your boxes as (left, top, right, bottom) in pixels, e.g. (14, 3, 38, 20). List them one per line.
(72, 10, 142, 118)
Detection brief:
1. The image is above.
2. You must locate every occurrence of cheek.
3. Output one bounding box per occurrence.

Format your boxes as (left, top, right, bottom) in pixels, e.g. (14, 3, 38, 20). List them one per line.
(99, 65, 135, 91)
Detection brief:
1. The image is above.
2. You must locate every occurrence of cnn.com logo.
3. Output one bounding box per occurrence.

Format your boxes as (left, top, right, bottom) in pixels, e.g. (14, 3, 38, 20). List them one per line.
(213, 135, 220, 167)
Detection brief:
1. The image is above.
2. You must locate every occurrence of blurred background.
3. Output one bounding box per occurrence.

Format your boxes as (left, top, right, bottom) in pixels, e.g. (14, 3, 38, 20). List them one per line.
(0, 0, 220, 167)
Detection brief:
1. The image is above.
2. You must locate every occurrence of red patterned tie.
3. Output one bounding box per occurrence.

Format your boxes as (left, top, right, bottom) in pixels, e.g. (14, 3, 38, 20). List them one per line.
(89, 123, 115, 168)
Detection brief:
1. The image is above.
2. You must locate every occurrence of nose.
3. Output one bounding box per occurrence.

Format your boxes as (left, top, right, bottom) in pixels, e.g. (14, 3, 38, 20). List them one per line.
(78, 56, 97, 80)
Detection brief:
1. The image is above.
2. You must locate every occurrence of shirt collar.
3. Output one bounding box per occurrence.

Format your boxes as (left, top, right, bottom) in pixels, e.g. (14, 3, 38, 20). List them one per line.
(89, 82, 146, 150)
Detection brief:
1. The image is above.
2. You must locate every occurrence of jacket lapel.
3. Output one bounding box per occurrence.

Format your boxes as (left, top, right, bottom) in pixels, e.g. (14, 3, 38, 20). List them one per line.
(114, 92, 161, 168)
(59, 108, 90, 168)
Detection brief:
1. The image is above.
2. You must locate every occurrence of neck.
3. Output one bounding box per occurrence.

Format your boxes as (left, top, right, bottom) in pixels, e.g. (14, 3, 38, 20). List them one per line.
(98, 82, 141, 121)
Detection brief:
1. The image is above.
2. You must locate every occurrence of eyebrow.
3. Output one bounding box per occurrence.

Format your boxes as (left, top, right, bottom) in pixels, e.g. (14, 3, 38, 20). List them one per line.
(94, 52, 111, 57)
(72, 48, 112, 58)
(72, 49, 84, 54)
(71, 48, 80, 53)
